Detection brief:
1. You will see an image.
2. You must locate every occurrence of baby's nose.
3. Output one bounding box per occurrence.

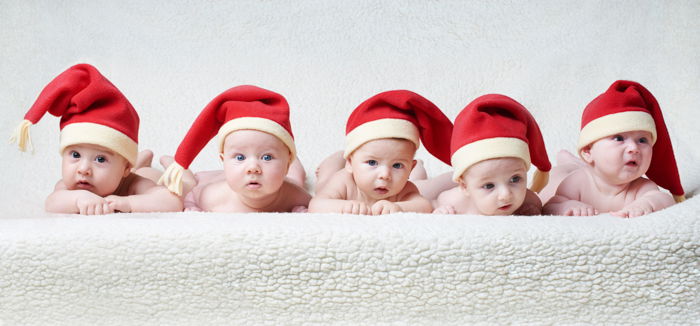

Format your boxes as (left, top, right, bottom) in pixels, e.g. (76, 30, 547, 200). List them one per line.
(246, 160, 262, 174)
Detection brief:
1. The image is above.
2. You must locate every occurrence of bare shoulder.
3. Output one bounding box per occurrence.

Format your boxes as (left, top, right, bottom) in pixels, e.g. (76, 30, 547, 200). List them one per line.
(314, 169, 354, 199)
(397, 181, 422, 200)
(127, 173, 159, 194)
(435, 185, 462, 205)
(555, 168, 590, 198)
(628, 177, 662, 198)
(279, 180, 312, 207)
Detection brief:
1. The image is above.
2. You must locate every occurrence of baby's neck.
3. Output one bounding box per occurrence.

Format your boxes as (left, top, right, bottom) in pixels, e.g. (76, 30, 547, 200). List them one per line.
(236, 191, 281, 212)
(589, 170, 633, 197)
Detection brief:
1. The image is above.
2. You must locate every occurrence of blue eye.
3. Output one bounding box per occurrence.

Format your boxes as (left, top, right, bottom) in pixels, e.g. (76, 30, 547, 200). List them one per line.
(613, 135, 624, 141)
(262, 154, 272, 161)
(510, 175, 521, 183)
(639, 137, 648, 144)
(367, 160, 378, 166)
(95, 155, 107, 163)
(392, 163, 403, 169)
(482, 183, 494, 190)
(235, 154, 246, 161)
(70, 151, 80, 159)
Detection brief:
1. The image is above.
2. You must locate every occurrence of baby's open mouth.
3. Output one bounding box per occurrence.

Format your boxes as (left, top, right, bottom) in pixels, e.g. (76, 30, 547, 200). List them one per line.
(76, 180, 92, 189)
(374, 187, 389, 195)
(498, 204, 512, 211)
(625, 160, 638, 167)
(246, 181, 261, 189)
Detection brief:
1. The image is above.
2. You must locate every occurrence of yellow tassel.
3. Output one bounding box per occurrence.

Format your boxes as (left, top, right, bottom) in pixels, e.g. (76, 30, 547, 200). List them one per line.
(158, 162, 185, 196)
(529, 170, 549, 193)
(9, 120, 33, 152)
(673, 194, 686, 203)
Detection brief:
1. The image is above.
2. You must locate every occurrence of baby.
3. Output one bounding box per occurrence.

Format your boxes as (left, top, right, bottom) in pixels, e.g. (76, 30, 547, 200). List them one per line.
(10, 64, 182, 215)
(308, 90, 454, 215)
(158, 85, 311, 213)
(541, 80, 685, 217)
(419, 94, 551, 216)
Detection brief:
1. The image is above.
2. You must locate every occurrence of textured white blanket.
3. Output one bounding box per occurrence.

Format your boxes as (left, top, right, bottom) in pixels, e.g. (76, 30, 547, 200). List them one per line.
(1, 1, 699, 324)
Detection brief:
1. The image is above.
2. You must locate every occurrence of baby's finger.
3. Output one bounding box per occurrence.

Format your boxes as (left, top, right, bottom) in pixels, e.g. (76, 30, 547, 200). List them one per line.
(104, 203, 113, 214)
(86, 204, 95, 215)
(586, 207, 596, 216)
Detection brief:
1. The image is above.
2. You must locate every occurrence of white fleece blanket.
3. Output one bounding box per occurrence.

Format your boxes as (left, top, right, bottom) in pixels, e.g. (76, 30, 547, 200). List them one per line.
(1, 1, 699, 324)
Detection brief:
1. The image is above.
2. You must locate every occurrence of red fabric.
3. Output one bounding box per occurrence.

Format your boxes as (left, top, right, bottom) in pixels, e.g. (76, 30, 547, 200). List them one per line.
(173, 85, 292, 169)
(451, 94, 551, 172)
(24, 63, 139, 142)
(582, 80, 684, 196)
(346, 90, 453, 165)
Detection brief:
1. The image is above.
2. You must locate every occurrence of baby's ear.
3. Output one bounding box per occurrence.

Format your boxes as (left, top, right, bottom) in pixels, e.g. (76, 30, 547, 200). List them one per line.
(410, 159, 417, 171)
(457, 177, 468, 193)
(219, 153, 224, 162)
(123, 164, 132, 178)
(344, 158, 353, 174)
(580, 147, 594, 164)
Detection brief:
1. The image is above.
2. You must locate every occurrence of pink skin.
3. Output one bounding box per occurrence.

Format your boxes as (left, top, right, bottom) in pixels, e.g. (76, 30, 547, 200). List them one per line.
(346, 138, 417, 202)
(458, 158, 528, 216)
(61, 144, 131, 197)
(220, 130, 291, 207)
(581, 130, 653, 186)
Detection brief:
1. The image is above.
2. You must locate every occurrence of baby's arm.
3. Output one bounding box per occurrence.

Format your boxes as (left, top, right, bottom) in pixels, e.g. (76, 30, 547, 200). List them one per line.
(105, 176, 183, 213)
(542, 171, 598, 216)
(308, 171, 370, 215)
(431, 186, 462, 214)
(45, 181, 113, 215)
(611, 180, 675, 218)
(513, 189, 543, 216)
(371, 182, 432, 215)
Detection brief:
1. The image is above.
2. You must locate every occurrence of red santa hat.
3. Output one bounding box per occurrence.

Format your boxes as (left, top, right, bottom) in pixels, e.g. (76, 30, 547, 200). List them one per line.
(344, 90, 453, 165)
(10, 63, 139, 166)
(158, 85, 295, 195)
(450, 94, 551, 192)
(578, 80, 684, 202)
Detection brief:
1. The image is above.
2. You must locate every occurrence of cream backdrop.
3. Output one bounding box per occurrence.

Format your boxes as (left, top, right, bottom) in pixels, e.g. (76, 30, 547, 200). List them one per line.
(2, 1, 699, 216)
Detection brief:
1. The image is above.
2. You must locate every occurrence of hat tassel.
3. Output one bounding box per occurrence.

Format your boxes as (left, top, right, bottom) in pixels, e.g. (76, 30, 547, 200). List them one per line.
(158, 162, 186, 196)
(673, 194, 686, 203)
(9, 119, 33, 152)
(529, 169, 549, 193)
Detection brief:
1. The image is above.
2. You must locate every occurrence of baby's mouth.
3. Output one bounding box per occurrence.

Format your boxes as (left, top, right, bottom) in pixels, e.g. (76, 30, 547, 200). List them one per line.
(76, 180, 92, 189)
(498, 204, 512, 211)
(246, 181, 262, 189)
(374, 187, 389, 195)
(625, 160, 638, 167)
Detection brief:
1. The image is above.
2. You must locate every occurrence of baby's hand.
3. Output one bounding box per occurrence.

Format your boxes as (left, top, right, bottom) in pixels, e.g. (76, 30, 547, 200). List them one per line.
(291, 205, 308, 213)
(561, 200, 598, 216)
(105, 195, 132, 213)
(341, 201, 371, 215)
(370, 200, 401, 215)
(76, 193, 113, 215)
(611, 201, 653, 218)
(433, 205, 456, 214)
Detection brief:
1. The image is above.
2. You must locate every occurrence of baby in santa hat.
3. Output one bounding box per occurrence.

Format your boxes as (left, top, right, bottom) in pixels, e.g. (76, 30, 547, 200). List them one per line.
(308, 90, 454, 215)
(156, 85, 311, 213)
(10, 64, 183, 215)
(541, 80, 685, 217)
(415, 94, 551, 216)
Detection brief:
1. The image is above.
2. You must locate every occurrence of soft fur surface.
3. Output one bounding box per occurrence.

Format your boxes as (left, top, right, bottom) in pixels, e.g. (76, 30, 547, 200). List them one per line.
(1, 1, 699, 324)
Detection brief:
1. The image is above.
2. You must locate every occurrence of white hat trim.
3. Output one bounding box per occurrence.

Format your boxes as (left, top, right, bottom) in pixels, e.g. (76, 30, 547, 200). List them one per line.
(578, 111, 656, 152)
(60, 122, 138, 166)
(451, 137, 531, 182)
(344, 118, 420, 158)
(217, 117, 296, 159)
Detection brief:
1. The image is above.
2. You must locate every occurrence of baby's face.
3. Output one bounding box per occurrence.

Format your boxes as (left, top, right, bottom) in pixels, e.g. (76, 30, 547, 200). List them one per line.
(347, 138, 416, 200)
(220, 130, 291, 198)
(581, 130, 653, 185)
(61, 144, 131, 197)
(459, 157, 527, 216)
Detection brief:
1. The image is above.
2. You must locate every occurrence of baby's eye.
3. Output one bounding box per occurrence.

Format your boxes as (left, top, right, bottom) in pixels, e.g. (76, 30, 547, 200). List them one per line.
(261, 154, 273, 161)
(95, 155, 107, 163)
(367, 160, 378, 166)
(510, 175, 522, 183)
(70, 151, 80, 159)
(482, 183, 495, 190)
(638, 137, 648, 144)
(612, 135, 624, 142)
(235, 154, 246, 161)
(392, 163, 403, 169)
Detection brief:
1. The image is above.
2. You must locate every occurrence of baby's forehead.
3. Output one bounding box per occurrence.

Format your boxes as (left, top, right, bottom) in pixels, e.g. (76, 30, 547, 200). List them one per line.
(464, 157, 527, 176)
(223, 130, 287, 151)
